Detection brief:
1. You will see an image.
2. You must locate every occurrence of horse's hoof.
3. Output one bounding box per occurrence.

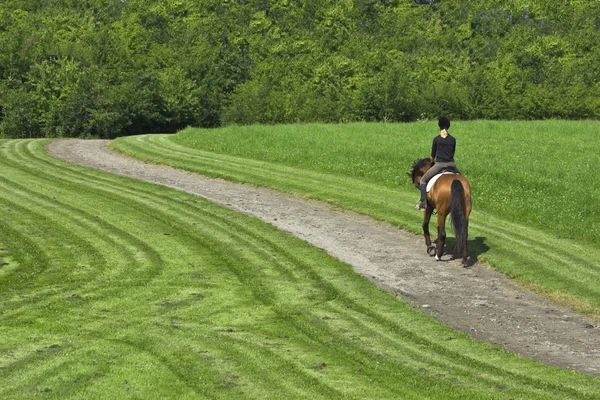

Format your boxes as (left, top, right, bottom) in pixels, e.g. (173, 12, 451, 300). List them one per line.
(427, 246, 436, 256)
(435, 255, 440, 261)
(461, 259, 470, 268)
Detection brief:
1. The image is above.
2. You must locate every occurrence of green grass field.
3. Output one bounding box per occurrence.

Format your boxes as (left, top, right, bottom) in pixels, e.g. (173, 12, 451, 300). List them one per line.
(170, 121, 599, 245)
(1, 137, 600, 398)
(111, 121, 600, 319)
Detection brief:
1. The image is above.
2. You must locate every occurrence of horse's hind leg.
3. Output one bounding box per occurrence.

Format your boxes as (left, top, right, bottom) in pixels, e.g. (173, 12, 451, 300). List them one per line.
(436, 213, 447, 261)
(461, 218, 469, 266)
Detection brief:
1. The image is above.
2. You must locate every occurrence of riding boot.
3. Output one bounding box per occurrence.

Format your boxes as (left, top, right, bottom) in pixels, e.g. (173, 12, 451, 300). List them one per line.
(415, 184, 427, 210)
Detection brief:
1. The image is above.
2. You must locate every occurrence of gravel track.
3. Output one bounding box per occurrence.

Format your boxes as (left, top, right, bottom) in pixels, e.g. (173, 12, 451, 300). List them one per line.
(47, 139, 600, 378)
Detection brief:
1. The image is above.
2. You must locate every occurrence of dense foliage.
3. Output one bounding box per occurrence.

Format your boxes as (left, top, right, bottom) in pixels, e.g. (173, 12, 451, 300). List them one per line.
(1, 0, 600, 138)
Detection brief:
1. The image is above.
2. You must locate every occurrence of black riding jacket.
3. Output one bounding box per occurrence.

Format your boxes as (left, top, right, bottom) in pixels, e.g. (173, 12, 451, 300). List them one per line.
(431, 134, 456, 163)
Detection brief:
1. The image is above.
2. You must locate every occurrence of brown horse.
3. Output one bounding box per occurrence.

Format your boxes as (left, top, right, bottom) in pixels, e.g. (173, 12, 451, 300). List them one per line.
(408, 158, 472, 266)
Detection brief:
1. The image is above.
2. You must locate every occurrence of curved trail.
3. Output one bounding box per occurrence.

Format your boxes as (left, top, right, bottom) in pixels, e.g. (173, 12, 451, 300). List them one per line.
(48, 139, 600, 377)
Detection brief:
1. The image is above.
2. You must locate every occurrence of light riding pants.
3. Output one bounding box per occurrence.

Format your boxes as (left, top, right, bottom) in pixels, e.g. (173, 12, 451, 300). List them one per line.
(419, 161, 461, 185)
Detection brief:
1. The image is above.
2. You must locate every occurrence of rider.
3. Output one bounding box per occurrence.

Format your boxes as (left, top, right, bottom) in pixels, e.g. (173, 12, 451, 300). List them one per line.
(415, 116, 462, 210)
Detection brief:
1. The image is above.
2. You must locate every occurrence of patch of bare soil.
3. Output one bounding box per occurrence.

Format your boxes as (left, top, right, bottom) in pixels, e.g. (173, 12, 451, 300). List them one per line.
(47, 139, 600, 377)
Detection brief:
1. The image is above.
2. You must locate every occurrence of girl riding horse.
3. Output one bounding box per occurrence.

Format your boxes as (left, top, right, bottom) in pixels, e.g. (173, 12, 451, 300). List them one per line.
(415, 116, 462, 211)
(409, 117, 472, 266)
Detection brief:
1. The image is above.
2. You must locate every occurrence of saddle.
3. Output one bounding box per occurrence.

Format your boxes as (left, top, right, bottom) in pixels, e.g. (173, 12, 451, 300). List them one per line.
(426, 168, 461, 192)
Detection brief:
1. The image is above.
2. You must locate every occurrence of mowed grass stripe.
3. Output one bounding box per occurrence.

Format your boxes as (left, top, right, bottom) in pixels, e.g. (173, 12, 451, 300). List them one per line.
(0, 215, 54, 284)
(0, 183, 168, 318)
(471, 219, 599, 284)
(474, 221, 599, 283)
(471, 212, 599, 271)
(469, 216, 600, 310)
(3, 142, 306, 307)
(0, 143, 163, 286)
(1, 139, 599, 398)
(111, 133, 600, 316)
(7, 140, 232, 273)
(0, 199, 106, 318)
(2, 142, 324, 396)
(23, 143, 346, 309)
(0, 332, 204, 399)
(0, 174, 145, 271)
(14, 140, 349, 310)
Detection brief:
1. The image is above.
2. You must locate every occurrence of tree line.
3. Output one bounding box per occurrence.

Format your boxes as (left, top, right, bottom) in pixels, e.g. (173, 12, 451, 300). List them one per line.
(1, 0, 599, 138)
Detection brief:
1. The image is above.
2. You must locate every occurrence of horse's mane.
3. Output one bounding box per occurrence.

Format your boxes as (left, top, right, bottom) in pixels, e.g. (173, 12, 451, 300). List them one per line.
(409, 158, 431, 182)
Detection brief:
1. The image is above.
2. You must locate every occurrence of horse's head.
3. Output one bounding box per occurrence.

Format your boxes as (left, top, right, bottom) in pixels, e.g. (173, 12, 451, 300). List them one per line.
(407, 158, 432, 188)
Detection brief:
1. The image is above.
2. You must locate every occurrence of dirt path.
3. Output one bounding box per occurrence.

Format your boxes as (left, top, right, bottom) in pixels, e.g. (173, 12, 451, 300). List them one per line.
(47, 139, 600, 377)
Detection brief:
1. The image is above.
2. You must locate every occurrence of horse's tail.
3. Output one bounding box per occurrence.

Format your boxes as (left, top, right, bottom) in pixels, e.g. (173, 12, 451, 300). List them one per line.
(450, 179, 468, 255)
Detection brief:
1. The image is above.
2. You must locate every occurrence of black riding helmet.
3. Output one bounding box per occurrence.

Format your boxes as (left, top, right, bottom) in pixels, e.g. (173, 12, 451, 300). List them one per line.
(438, 116, 450, 130)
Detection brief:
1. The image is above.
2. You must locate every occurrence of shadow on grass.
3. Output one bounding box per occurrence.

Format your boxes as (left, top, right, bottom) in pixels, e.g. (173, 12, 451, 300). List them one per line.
(443, 236, 490, 266)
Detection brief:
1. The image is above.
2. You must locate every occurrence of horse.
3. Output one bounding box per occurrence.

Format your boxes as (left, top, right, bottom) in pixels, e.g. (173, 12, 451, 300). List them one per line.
(408, 158, 472, 267)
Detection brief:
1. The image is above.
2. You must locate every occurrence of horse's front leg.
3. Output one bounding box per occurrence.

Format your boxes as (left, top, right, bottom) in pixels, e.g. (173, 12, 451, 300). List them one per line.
(423, 205, 436, 256)
(436, 213, 448, 261)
